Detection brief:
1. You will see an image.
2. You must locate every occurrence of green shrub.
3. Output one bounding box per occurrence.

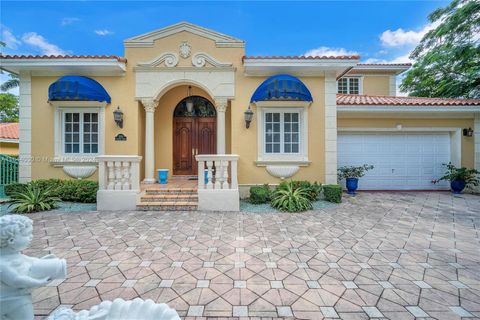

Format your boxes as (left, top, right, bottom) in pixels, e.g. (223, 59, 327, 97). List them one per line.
(9, 185, 61, 213)
(5, 182, 27, 197)
(5, 179, 98, 203)
(30, 179, 63, 197)
(60, 180, 98, 203)
(271, 181, 312, 212)
(249, 184, 272, 204)
(291, 181, 322, 201)
(323, 184, 343, 203)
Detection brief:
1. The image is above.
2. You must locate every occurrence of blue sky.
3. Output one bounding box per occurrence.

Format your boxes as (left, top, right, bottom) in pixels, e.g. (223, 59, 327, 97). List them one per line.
(1, 0, 449, 92)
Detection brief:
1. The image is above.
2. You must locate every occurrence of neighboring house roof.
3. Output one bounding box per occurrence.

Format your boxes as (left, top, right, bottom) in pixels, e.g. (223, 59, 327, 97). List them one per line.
(337, 94, 480, 106)
(0, 55, 127, 63)
(243, 55, 360, 60)
(0, 123, 19, 141)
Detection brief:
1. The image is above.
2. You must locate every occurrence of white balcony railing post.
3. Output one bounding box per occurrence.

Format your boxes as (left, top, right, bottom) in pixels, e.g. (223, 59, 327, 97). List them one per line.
(194, 154, 240, 212)
(96, 155, 143, 211)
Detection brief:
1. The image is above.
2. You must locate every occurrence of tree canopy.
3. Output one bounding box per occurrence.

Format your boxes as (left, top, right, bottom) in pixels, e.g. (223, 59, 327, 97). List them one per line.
(0, 93, 19, 122)
(400, 0, 480, 98)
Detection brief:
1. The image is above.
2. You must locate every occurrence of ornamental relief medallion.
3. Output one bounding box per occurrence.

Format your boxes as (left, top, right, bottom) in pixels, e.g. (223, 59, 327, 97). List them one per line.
(179, 41, 191, 59)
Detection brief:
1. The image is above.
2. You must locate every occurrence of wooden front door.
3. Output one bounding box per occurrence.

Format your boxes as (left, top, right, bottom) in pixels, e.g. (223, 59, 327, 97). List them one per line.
(173, 117, 216, 175)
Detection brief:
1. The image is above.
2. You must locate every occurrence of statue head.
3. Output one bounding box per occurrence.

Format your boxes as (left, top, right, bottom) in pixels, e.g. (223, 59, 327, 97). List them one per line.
(0, 214, 33, 252)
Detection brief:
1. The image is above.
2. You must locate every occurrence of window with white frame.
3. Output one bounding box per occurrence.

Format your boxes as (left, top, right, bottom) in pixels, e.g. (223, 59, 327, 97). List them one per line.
(63, 111, 99, 154)
(337, 77, 360, 94)
(257, 106, 308, 163)
(265, 111, 300, 154)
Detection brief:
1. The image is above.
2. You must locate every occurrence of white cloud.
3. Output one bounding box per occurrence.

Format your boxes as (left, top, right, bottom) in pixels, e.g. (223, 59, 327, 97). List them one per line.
(363, 52, 412, 64)
(94, 29, 114, 36)
(380, 21, 439, 47)
(21, 32, 66, 55)
(304, 46, 358, 57)
(61, 17, 80, 26)
(1, 25, 21, 50)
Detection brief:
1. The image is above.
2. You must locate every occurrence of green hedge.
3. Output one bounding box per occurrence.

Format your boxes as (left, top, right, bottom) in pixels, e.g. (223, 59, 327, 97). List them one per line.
(5, 179, 98, 203)
(323, 184, 343, 203)
(249, 184, 272, 204)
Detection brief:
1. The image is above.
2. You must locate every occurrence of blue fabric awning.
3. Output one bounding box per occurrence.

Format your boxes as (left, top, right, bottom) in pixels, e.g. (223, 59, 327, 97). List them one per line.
(250, 74, 313, 103)
(48, 75, 111, 103)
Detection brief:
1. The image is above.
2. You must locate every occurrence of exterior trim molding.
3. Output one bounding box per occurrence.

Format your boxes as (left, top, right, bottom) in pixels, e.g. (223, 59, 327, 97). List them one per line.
(137, 52, 179, 68)
(475, 113, 480, 172)
(0, 138, 19, 144)
(124, 21, 245, 48)
(192, 52, 232, 68)
(337, 105, 480, 113)
(18, 72, 32, 182)
(0, 59, 126, 76)
(324, 71, 338, 184)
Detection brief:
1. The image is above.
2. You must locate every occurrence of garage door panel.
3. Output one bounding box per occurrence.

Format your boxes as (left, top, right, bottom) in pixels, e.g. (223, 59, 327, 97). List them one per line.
(338, 132, 451, 190)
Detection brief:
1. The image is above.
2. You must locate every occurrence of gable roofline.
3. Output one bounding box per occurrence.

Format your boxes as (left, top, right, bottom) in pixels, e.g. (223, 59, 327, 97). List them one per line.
(349, 63, 411, 75)
(124, 21, 245, 48)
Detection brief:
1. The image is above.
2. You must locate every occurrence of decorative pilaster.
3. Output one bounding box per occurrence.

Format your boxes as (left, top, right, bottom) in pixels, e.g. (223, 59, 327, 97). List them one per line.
(215, 98, 228, 154)
(18, 72, 32, 183)
(324, 72, 338, 185)
(389, 76, 397, 96)
(142, 99, 158, 183)
(475, 113, 480, 172)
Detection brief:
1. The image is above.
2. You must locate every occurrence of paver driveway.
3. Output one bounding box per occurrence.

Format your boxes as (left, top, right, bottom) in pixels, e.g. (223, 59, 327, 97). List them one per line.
(30, 192, 480, 319)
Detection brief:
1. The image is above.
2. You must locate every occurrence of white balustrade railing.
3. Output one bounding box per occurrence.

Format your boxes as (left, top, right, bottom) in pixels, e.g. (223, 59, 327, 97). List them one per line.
(196, 154, 239, 190)
(97, 155, 142, 192)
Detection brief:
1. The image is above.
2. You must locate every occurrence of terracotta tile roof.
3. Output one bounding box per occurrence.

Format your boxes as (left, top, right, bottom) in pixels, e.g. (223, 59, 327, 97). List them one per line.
(243, 55, 360, 60)
(337, 94, 480, 106)
(0, 122, 19, 140)
(0, 55, 127, 63)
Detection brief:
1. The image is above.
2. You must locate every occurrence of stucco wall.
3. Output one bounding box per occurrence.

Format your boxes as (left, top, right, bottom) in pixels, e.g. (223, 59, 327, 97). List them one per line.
(29, 74, 139, 180)
(338, 118, 475, 168)
(362, 76, 391, 96)
(0, 142, 19, 155)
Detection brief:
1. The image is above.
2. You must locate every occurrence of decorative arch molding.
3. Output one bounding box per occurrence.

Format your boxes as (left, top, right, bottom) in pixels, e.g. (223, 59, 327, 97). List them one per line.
(191, 52, 232, 68)
(137, 52, 179, 68)
(135, 69, 235, 102)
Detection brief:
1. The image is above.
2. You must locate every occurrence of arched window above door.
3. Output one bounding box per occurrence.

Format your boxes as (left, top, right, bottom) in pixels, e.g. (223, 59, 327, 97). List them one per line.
(174, 96, 216, 117)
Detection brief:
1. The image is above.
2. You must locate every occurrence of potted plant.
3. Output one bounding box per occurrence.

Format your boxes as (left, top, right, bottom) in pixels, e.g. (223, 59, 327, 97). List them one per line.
(337, 164, 374, 194)
(435, 162, 480, 194)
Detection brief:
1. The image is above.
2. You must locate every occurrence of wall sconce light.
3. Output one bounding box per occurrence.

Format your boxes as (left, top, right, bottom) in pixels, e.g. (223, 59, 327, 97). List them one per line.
(244, 105, 254, 129)
(463, 127, 473, 137)
(113, 106, 123, 128)
(185, 85, 194, 113)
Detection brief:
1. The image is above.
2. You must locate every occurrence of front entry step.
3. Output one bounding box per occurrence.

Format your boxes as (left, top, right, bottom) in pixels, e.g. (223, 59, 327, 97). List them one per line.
(136, 188, 198, 211)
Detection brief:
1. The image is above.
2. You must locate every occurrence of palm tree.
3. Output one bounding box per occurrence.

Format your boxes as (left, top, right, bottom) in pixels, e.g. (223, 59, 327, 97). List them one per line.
(0, 41, 20, 92)
(1, 74, 20, 92)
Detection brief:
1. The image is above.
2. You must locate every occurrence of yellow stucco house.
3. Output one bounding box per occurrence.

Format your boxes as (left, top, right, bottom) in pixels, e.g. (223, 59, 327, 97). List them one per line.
(1, 22, 479, 211)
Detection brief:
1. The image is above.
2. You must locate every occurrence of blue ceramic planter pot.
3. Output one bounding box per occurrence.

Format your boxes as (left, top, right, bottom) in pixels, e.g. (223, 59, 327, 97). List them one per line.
(450, 180, 466, 194)
(346, 178, 359, 194)
(157, 169, 169, 184)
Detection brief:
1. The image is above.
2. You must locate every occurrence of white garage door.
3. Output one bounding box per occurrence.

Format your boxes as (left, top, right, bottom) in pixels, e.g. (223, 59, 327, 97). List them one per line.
(338, 132, 451, 190)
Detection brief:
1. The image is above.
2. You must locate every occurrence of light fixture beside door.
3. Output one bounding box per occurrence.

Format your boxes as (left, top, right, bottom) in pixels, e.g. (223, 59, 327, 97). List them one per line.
(186, 85, 194, 113)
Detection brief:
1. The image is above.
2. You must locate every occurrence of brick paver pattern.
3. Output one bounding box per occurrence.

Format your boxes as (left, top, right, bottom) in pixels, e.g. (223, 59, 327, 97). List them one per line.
(30, 192, 480, 319)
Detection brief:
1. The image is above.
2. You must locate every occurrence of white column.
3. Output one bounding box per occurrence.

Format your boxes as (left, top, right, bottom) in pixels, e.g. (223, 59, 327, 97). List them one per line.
(18, 72, 32, 183)
(142, 99, 158, 183)
(389, 76, 397, 96)
(475, 113, 480, 172)
(215, 98, 228, 154)
(324, 72, 338, 185)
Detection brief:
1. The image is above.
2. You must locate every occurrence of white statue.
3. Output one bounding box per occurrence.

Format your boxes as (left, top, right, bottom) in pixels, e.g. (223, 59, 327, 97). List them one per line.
(48, 298, 181, 320)
(0, 214, 67, 320)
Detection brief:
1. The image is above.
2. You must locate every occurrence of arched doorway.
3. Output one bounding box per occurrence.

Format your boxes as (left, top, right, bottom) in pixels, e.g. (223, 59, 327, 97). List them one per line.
(173, 96, 216, 175)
